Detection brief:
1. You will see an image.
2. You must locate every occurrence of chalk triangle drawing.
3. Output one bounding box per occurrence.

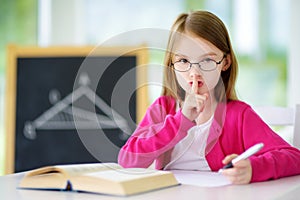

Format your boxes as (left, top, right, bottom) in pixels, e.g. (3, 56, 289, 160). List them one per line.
(23, 72, 131, 140)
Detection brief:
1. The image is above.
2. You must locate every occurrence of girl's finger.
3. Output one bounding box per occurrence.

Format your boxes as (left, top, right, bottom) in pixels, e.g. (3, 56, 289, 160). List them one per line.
(192, 77, 198, 94)
(195, 94, 207, 101)
(222, 154, 238, 164)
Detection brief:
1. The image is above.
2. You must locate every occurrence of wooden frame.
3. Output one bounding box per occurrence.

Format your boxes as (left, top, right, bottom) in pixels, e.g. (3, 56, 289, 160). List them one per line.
(5, 45, 149, 174)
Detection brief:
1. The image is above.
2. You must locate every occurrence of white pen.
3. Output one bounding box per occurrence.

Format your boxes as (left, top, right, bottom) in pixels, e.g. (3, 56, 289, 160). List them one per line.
(222, 143, 264, 169)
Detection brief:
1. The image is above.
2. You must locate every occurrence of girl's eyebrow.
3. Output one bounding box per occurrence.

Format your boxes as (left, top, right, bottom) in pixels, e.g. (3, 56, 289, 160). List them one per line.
(201, 52, 218, 57)
(174, 53, 188, 57)
(174, 52, 218, 59)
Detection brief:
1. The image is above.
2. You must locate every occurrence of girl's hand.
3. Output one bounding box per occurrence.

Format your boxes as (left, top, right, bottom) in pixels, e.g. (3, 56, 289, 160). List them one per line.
(220, 154, 252, 184)
(181, 78, 207, 122)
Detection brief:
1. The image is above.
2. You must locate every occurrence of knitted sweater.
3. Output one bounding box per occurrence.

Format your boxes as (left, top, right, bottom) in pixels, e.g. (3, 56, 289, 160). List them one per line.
(118, 96, 300, 182)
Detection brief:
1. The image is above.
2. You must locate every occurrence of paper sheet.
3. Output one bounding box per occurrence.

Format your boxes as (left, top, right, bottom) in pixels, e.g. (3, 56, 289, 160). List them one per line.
(171, 170, 231, 187)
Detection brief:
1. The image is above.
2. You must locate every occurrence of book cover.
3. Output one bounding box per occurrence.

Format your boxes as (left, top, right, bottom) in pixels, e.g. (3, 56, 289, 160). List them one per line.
(18, 163, 179, 196)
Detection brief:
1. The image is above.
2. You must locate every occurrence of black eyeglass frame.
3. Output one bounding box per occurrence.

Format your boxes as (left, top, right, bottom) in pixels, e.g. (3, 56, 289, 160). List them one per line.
(171, 54, 227, 72)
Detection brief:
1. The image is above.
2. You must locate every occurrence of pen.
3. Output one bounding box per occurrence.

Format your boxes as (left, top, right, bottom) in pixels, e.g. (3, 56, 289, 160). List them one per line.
(222, 143, 264, 169)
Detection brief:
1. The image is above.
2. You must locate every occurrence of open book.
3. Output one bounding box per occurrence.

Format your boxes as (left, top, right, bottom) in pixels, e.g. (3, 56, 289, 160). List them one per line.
(18, 163, 179, 196)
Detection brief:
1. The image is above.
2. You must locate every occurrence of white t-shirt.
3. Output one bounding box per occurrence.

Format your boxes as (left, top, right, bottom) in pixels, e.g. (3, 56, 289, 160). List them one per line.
(164, 116, 213, 171)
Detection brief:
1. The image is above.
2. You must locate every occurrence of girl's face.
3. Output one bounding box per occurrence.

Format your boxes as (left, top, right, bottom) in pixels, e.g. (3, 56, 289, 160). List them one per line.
(172, 32, 230, 97)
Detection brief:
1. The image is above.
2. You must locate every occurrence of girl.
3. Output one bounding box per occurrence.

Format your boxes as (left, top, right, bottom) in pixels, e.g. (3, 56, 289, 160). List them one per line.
(118, 10, 300, 184)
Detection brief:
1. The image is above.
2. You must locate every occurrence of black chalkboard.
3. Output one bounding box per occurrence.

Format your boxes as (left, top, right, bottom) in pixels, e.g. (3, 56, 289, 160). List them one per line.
(5, 45, 148, 173)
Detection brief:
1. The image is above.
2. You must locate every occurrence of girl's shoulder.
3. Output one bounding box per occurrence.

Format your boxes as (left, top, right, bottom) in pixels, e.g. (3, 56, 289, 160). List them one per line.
(153, 95, 177, 106)
(227, 100, 251, 109)
(226, 100, 253, 115)
(225, 100, 262, 121)
(221, 100, 258, 128)
(151, 95, 177, 112)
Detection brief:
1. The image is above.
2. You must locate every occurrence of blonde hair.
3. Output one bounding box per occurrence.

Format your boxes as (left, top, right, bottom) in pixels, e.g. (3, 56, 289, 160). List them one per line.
(161, 11, 238, 103)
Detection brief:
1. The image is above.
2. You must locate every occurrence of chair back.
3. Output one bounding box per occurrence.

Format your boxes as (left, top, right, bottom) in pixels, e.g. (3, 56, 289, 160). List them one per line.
(293, 105, 300, 149)
(253, 104, 300, 149)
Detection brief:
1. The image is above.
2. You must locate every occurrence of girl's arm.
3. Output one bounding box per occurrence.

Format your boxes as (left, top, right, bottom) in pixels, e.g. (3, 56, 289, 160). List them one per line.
(118, 96, 194, 168)
(242, 107, 300, 182)
(219, 103, 300, 183)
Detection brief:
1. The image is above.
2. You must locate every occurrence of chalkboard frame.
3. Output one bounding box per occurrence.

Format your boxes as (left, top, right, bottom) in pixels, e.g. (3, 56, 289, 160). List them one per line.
(5, 45, 149, 174)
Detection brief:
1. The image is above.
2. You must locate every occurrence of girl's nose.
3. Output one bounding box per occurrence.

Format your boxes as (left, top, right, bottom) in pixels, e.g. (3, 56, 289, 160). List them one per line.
(189, 64, 202, 77)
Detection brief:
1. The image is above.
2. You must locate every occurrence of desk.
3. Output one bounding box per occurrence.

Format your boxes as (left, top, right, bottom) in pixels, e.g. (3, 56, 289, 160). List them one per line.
(1, 172, 300, 200)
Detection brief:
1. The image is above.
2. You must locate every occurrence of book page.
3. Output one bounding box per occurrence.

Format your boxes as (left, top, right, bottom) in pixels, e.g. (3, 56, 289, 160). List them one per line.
(171, 170, 231, 187)
(55, 163, 122, 176)
(84, 168, 170, 182)
(25, 163, 123, 178)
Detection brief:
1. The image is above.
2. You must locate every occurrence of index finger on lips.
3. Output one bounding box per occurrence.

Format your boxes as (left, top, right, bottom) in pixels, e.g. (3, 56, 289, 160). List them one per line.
(192, 77, 198, 94)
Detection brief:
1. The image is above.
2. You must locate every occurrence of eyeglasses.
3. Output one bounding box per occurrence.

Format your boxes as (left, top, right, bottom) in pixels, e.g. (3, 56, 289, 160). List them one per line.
(171, 54, 226, 72)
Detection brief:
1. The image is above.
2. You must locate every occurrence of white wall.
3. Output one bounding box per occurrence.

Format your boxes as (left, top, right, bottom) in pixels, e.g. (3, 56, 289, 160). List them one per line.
(38, 0, 184, 101)
(288, 0, 300, 106)
(39, 0, 300, 106)
(39, 0, 183, 46)
(39, 0, 87, 46)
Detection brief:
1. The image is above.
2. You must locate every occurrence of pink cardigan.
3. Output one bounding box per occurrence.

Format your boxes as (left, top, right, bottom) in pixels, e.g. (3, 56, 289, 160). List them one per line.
(118, 96, 300, 182)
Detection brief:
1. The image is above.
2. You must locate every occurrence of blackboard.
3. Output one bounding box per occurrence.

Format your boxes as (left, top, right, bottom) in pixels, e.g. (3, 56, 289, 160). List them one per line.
(5, 45, 149, 173)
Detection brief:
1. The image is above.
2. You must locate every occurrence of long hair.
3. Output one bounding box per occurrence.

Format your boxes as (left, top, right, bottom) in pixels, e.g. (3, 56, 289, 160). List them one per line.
(161, 11, 238, 103)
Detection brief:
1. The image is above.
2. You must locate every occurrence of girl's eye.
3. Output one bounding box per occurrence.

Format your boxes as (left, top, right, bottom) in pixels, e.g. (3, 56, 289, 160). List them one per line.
(178, 59, 189, 63)
(201, 58, 214, 63)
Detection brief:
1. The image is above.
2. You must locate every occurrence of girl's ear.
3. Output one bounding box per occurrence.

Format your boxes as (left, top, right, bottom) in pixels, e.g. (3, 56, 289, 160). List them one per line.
(222, 54, 232, 71)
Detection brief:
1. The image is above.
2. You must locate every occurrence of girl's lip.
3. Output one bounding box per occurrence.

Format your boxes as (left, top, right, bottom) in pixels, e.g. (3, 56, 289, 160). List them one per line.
(189, 81, 204, 87)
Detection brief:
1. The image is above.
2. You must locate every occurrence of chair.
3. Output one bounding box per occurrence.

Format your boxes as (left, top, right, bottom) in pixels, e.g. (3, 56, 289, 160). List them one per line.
(253, 104, 300, 149)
